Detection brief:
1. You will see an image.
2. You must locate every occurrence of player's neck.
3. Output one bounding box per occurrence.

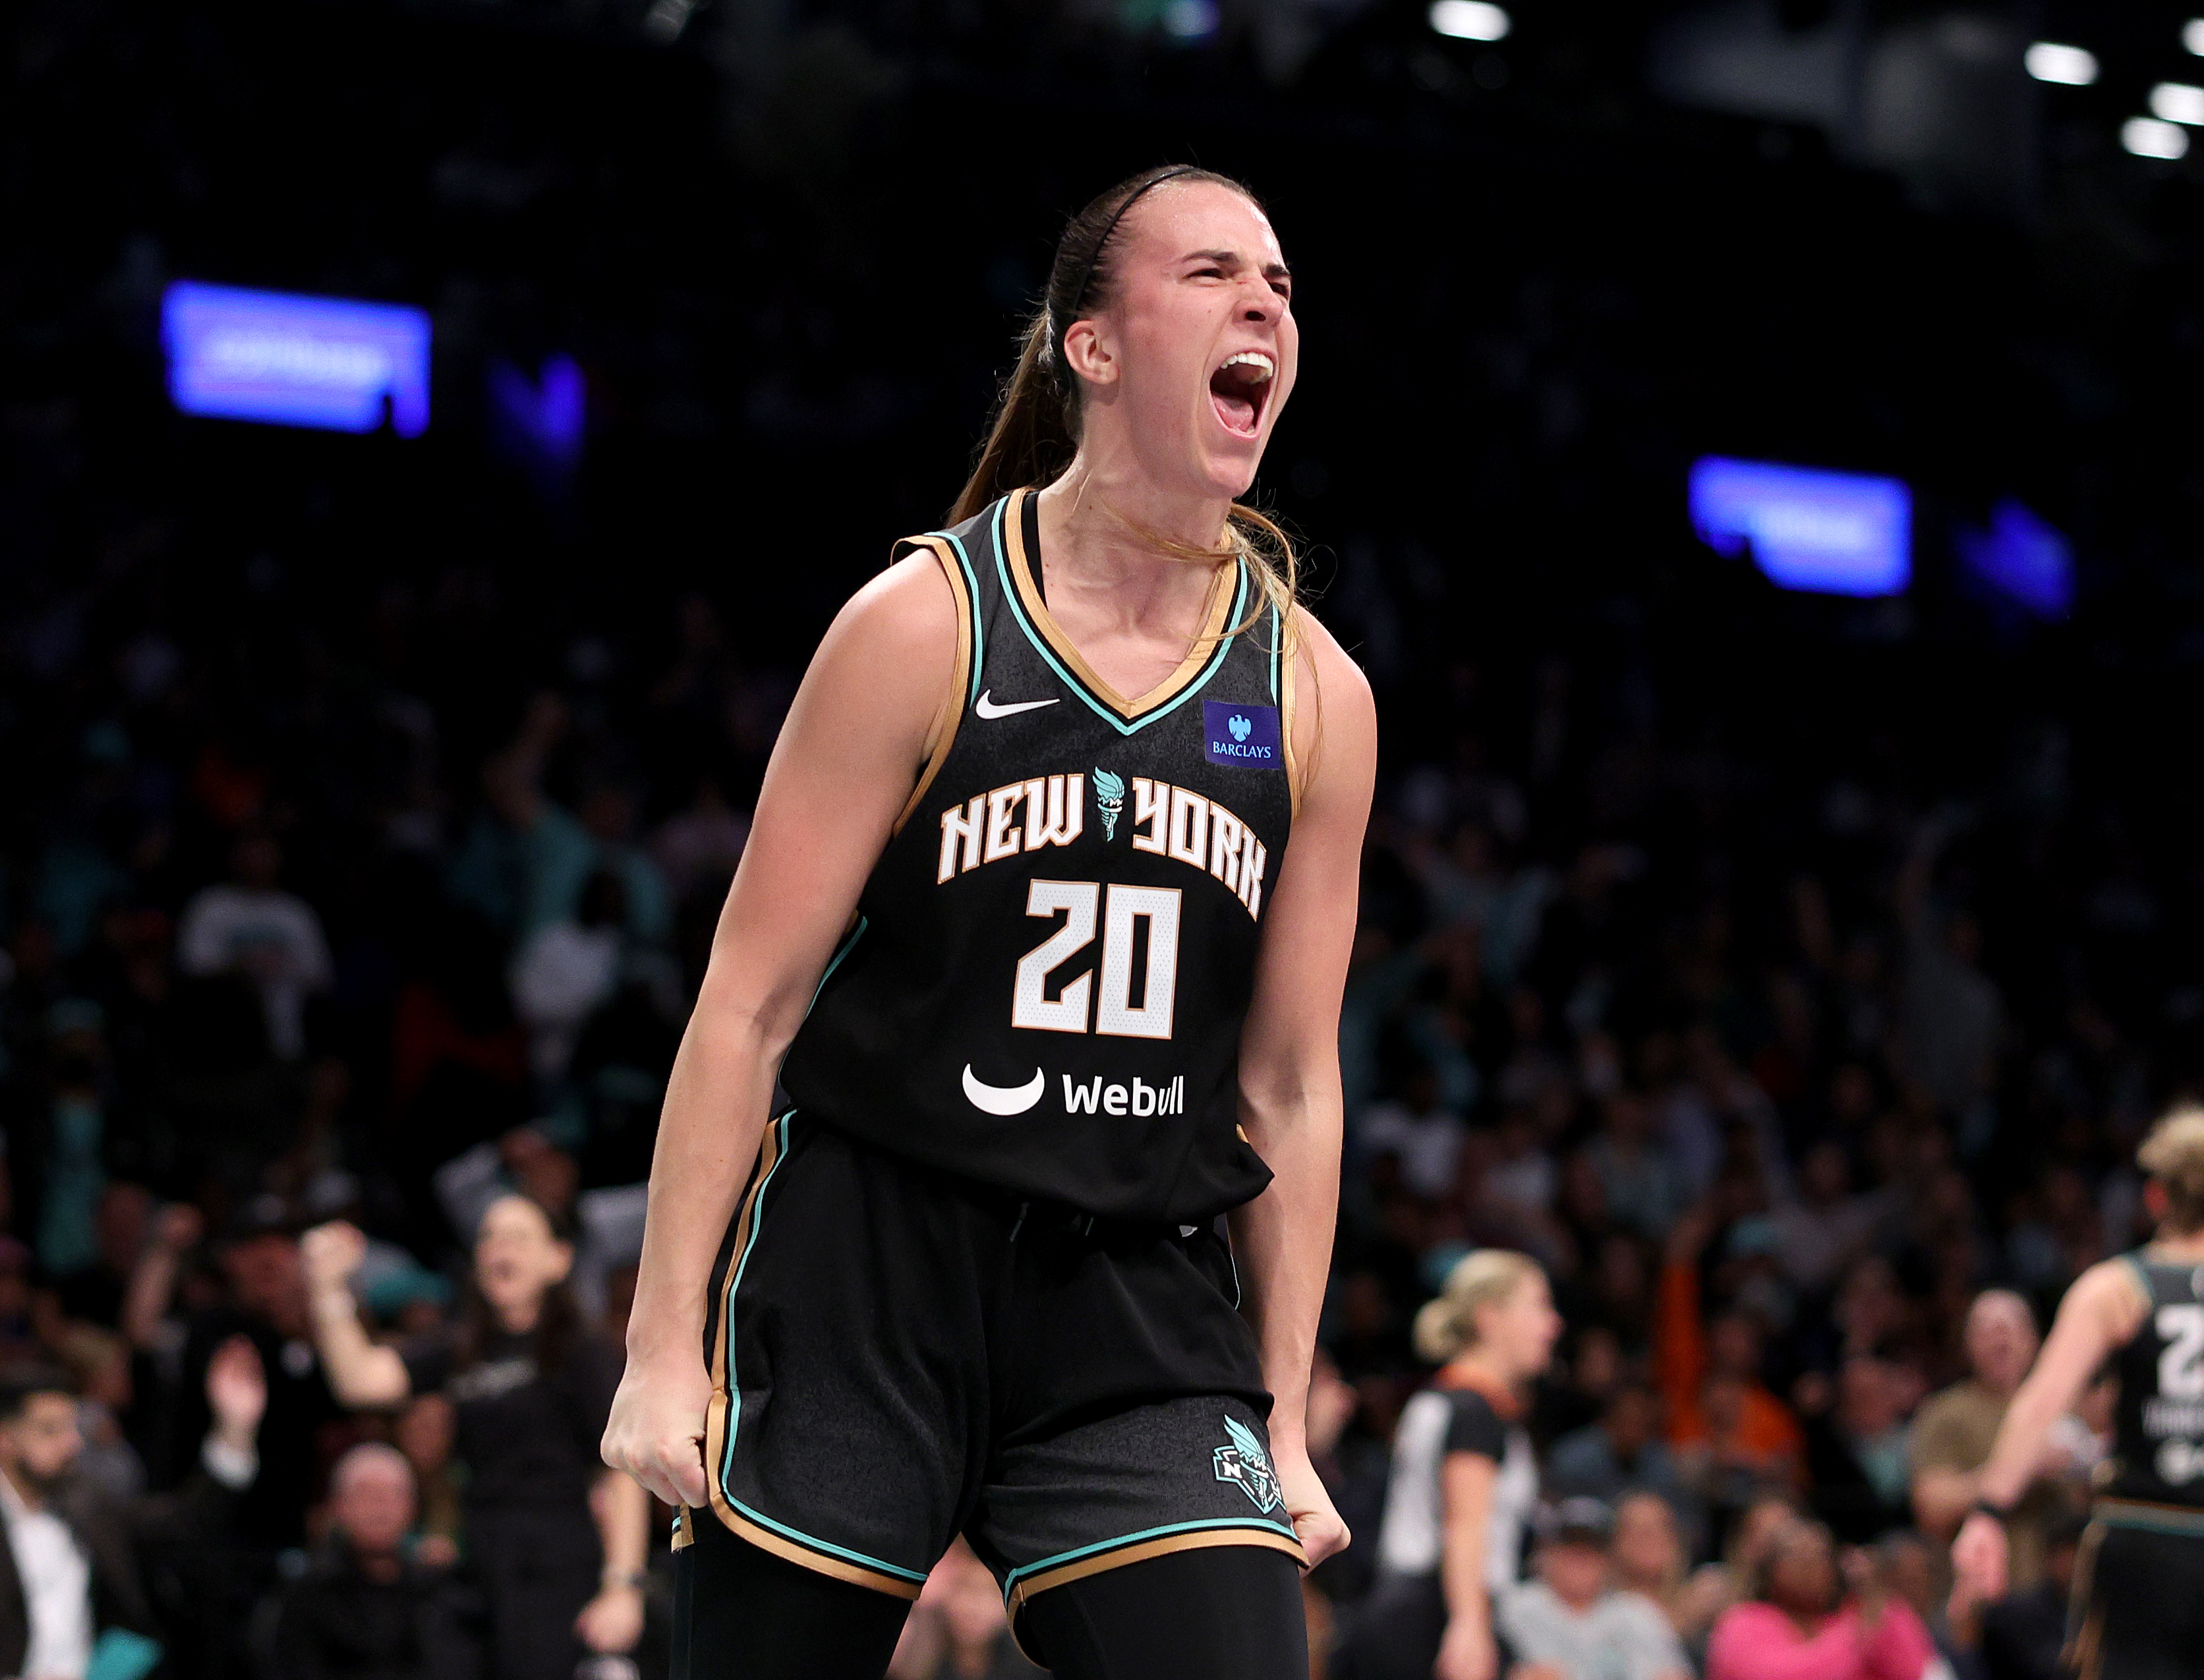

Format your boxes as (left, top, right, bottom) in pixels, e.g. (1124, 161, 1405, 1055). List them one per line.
(2145, 1227, 2204, 1261)
(1037, 463, 1234, 608)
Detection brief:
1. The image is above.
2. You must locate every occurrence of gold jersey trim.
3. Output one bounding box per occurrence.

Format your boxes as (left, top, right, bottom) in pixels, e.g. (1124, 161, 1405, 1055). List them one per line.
(1004, 1524, 1307, 1616)
(697, 1122, 929, 1602)
(891, 535, 975, 837)
(1001, 486, 1240, 722)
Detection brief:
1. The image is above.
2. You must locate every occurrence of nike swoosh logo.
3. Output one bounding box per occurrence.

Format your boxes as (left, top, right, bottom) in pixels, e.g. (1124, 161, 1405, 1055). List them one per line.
(962, 1064, 1045, 1115)
(975, 691, 1059, 720)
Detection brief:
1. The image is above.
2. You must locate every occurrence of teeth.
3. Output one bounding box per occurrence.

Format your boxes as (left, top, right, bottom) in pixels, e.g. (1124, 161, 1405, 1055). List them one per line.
(1220, 351, 1275, 382)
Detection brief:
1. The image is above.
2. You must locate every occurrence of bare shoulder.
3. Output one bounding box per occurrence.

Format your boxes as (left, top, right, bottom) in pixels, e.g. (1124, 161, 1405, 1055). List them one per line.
(1292, 607, 1374, 716)
(819, 550, 959, 668)
(2067, 1255, 2151, 1336)
(782, 552, 960, 761)
(1287, 606, 1376, 803)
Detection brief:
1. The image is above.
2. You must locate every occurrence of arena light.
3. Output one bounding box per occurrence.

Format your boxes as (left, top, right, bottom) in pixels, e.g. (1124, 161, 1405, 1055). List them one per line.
(1957, 500, 2074, 620)
(163, 281, 430, 436)
(1689, 457, 1911, 598)
(1163, 0, 1220, 41)
(1428, 1, 1509, 42)
(2125, 117, 2192, 158)
(2186, 18, 2204, 56)
(2149, 82, 2204, 125)
(2024, 42, 2098, 86)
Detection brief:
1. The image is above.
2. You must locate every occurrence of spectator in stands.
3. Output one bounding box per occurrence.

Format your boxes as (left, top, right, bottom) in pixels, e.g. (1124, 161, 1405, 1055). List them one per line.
(1656, 1208, 1803, 1517)
(1969, 1511, 2085, 1680)
(1495, 1497, 1691, 1680)
(1771, 1143, 1890, 1296)
(303, 1196, 646, 1680)
(1545, 1385, 1691, 1519)
(1341, 1250, 1559, 1680)
(0, 1340, 265, 1680)
(1705, 1515, 1937, 1680)
(1801, 1357, 1915, 1544)
(159, 1199, 339, 1555)
(1608, 1491, 1692, 1644)
(273, 1442, 478, 1680)
(1910, 1291, 2067, 1589)
(1671, 1493, 1801, 1663)
(177, 832, 332, 1061)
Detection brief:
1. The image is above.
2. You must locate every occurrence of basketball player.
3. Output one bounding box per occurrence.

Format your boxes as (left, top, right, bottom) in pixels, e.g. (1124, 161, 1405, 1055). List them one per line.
(600, 165, 1374, 1680)
(1952, 1107, 2204, 1679)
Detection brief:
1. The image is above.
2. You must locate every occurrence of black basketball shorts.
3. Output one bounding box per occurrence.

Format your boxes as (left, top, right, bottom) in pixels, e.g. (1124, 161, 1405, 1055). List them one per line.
(680, 1112, 1306, 1614)
(2069, 1504, 2204, 1680)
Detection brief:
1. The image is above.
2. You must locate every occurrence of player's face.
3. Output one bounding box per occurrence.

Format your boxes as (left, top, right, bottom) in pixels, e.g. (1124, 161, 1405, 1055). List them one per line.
(1080, 182, 1297, 503)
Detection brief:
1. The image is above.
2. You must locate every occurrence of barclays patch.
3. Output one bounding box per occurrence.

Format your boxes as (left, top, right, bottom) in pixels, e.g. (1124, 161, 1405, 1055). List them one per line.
(1204, 701, 1281, 768)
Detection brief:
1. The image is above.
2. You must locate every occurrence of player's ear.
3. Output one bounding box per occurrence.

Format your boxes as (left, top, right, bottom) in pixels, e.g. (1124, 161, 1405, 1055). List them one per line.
(1060, 318, 1118, 390)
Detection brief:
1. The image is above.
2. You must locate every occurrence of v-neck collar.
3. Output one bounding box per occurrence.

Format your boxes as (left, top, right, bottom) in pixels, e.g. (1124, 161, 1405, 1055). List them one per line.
(996, 486, 1246, 731)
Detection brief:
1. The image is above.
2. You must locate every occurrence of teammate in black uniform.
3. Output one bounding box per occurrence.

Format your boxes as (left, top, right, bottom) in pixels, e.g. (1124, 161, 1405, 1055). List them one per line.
(600, 165, 1376, 1680)
(1952, 1107, 2204, 1679)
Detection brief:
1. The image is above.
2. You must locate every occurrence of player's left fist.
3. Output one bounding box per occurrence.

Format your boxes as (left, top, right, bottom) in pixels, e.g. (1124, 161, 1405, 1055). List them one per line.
(1272, 1443, 1350, 1569)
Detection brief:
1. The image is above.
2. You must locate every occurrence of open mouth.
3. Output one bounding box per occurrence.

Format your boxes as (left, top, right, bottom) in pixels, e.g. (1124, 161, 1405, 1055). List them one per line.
(1209, 349, 1275, 438)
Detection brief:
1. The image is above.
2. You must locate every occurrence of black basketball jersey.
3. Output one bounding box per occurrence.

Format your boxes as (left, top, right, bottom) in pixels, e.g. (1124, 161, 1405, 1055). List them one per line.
(777, 488, 1297, 1225)
(2108, 1250, 2204, 1507)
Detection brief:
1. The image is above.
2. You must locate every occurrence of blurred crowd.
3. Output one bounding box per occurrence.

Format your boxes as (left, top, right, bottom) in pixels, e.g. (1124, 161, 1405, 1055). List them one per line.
(8, 7, 2199, 1675)
(0, 469, 2176, 1680)
(1299, 684, 2170, 1680)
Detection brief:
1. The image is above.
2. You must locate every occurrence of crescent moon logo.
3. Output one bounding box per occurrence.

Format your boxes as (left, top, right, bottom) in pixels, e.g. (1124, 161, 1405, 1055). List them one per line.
(962, 1064, 1045, 1116)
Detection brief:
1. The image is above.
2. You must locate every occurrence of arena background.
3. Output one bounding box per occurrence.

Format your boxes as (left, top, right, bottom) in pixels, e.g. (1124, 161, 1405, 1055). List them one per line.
(8, 1, 2204, 1677)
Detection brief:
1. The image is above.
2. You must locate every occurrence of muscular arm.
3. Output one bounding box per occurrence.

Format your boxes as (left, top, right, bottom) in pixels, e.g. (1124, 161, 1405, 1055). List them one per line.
(1977, 1261, 2143, 1510)
(1227, 618, 1374, 1568)
(602, 554, 958, 1507)
(1951, 1259, 2146, 1600)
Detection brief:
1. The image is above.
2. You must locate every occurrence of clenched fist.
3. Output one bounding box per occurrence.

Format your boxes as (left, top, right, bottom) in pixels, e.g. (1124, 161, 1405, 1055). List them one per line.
(601, 1356, 714, 1509)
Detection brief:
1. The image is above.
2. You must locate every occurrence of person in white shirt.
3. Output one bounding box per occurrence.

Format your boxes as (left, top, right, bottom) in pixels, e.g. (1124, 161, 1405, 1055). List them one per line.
(177, 831, 333, 1060)
(1497, 1499, 1691, 1680)
(0, 1341, 265, 1680)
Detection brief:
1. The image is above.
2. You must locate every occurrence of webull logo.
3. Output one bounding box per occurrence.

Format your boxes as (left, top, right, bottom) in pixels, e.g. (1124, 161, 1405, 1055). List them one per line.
(1062, 1074, 1184, 1116)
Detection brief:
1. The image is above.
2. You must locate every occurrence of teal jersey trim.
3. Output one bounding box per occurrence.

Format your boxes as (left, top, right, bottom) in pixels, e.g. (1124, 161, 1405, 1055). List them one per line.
(806, 916, 868, 1016)
(719, 1113, 794, 1465)
(713, 1110, 928, 1587)
(2094, 1500, 2204, 1538)
(1001, 1516, 1302, 1596)
(989, 498, 1248, 737)
(928, 529, 986, 707)
(2122, 1250, 2155, 1306)
(725, 1494, 931, 1584)
(1267, 604, 1281, 703)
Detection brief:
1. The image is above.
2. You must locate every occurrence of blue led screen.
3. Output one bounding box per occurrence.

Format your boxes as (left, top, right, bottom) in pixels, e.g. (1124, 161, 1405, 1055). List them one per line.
(163, 282, 431, 437)
(1689, 457, 1911, 597)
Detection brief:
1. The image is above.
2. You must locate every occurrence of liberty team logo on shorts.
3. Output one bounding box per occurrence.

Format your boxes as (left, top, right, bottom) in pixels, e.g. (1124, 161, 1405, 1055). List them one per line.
(1212, 1415, 1283, 1515)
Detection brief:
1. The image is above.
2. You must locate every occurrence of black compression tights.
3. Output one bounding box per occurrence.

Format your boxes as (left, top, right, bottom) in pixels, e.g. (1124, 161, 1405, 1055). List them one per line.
(674, 1519, 1309, 1680)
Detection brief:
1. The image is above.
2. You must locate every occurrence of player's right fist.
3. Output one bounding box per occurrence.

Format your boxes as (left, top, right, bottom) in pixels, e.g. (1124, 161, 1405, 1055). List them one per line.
(602, 1356, 713, 1511)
